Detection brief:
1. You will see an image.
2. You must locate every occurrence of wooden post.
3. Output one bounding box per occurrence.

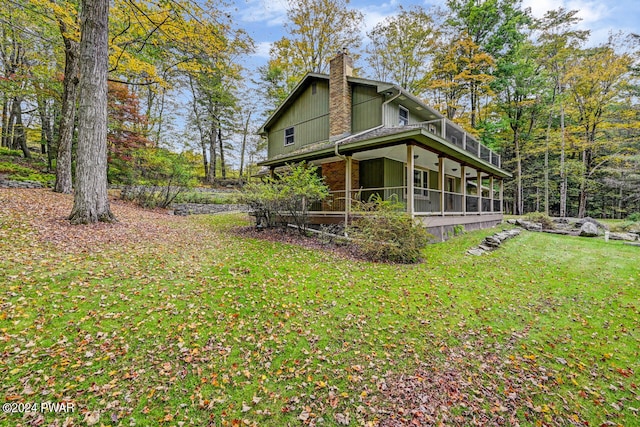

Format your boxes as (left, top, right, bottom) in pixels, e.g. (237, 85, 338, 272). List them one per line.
(461, 165, 466, 215)
(490, 176, 494, 212)
(406, 145, 414, 217)
(439, 157, 445, 216)
(441, 118, 447, 140)
(477, 171, 482, 214)
(500, 179, 504, 213)
(345, 156, 352, 224)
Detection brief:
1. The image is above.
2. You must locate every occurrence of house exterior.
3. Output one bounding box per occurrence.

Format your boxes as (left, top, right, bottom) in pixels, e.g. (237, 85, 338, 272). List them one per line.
(258, 51, 511, 240)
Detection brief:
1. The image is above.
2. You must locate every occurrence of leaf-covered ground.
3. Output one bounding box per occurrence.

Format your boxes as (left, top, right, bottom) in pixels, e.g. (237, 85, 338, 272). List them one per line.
(1, 189, 638, 426)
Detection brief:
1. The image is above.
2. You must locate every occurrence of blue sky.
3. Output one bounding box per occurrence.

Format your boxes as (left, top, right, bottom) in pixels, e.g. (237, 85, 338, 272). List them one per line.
(232, 0, 640, 74)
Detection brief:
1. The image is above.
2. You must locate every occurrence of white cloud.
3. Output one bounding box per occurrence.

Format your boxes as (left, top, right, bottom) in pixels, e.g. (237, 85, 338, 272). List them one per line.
(237, 0, 289, 26)
(253, 41, 273, 58)
(521, 0, 608, 23)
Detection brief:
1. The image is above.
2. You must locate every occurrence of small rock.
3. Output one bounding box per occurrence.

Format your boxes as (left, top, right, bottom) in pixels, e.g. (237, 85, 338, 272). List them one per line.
(468, 248, 485, 256)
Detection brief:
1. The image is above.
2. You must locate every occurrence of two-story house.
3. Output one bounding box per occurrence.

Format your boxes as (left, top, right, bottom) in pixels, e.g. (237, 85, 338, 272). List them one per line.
(258, 50, 511, 240)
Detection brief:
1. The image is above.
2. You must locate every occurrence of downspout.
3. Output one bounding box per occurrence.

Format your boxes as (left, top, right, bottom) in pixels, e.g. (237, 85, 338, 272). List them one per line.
(332, 88, 399, 232)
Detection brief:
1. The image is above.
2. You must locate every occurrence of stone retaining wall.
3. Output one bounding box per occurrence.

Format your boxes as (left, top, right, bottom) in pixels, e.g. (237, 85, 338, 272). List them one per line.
(171, 203, 248, 216)
(0, 179, 45, 189)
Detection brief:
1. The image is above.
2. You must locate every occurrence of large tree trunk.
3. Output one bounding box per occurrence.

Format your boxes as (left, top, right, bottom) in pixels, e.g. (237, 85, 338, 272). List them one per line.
(218, 126, 226, 179)
(68, 0, 115, 224)
(559, 105, 567, 217)
(54, 31, 79, 194)
(577, 147, 590, 218)
(1, 95, 9, 147)
(514, 132, 522, 215)
(12, 97, 30, 158)
(206, 123, 216, 184)
(239, 110, 251, 179)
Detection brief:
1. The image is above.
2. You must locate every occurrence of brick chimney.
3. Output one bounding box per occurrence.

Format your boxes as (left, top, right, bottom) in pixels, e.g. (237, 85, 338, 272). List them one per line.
(329, 48, 353, 139)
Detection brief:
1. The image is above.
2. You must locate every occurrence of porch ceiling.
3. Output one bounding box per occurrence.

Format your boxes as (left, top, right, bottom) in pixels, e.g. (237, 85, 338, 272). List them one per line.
(350, 146, 483, 178)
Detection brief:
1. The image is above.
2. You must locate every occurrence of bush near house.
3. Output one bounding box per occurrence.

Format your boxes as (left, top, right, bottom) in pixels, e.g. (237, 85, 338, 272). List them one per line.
(347, 195, 432, 263)
(241, 163, 329, 234)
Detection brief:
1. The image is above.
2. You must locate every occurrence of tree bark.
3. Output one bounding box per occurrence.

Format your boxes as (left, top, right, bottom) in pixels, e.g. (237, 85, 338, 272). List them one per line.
(218, 126, 226, 179)
(68, 0, 115, 224)
(12, 97, 30, 158)
(239, 110, 251, 179)
(206, 121, 216, 184)
(559, 105, 567, 217)
(54, 29, 79, 194)
(1, 95, 9, 147)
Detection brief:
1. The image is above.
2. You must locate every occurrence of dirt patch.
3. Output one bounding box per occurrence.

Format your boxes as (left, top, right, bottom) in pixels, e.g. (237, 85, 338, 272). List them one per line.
(0, 188, 189, 253)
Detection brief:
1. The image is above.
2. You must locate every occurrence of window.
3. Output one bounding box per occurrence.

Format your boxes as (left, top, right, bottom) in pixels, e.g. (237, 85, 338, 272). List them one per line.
(284, 127, 295, 146)
(399, 106, 409, 126)
(428, 124, 437, 134)
(413, 169, 429, 196)
(450, 136, 458, 146)
(311, 82, 317, 95)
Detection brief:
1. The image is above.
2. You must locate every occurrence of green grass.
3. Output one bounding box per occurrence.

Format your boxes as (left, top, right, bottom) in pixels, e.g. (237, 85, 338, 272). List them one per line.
(0, 151, 55, 185)
(0, 211, 638, 426)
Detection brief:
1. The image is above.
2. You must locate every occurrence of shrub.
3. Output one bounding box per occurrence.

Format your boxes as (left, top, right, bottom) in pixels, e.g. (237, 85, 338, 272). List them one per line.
(241, 163, 329, 233)
(347, 195, 432, 263)
(627, 212, 640, 222)
(120, 148, 196, 208)
(526, 211, 555, 229)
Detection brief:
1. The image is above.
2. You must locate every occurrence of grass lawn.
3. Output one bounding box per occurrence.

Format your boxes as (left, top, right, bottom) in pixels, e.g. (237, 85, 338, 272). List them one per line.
(1, 189, 638, 426)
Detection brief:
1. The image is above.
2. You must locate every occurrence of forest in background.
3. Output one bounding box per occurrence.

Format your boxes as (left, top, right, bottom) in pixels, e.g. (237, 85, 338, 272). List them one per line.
(1, 0, 639, 219)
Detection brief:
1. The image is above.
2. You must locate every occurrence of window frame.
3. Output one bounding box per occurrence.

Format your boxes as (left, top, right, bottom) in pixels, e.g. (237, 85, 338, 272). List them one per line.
(398, 105, 409, 126)
(284, 126, 295, 146)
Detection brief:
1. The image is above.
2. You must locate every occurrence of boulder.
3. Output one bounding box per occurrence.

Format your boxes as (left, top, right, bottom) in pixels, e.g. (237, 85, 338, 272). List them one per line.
(575, 217, 608, 231)
(515, 219, 542, 231)
(609, 232, 638, 242)
(579, 222, 599, 237)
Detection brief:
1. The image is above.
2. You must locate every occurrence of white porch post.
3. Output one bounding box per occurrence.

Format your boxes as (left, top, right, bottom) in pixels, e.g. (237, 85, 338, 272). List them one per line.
(477, 171, 482, 214)
(406, 144, 415, 217)
(500, 178, 504, 213)
(345, 156, 352, 224)
(490, 176, 494, 212)
(439, 157, 445, 216)
(461, 165, 466, 215)
(441, 118, 447, 140)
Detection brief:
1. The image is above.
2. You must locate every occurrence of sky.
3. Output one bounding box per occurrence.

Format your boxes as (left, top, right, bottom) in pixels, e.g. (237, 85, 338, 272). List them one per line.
(231, 0, 640, 74)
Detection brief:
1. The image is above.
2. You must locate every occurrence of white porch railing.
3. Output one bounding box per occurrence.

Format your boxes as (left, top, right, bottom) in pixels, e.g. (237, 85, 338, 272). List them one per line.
(310, 187, 503, 215)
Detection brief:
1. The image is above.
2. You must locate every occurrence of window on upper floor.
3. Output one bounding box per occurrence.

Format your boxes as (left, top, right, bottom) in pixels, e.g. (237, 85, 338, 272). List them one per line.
(399, 106, 409, 126)
(284, 127, 295, 146)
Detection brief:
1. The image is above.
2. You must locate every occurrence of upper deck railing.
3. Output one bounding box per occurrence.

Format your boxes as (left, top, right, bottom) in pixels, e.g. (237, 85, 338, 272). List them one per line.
(407, 119, 501, 168)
